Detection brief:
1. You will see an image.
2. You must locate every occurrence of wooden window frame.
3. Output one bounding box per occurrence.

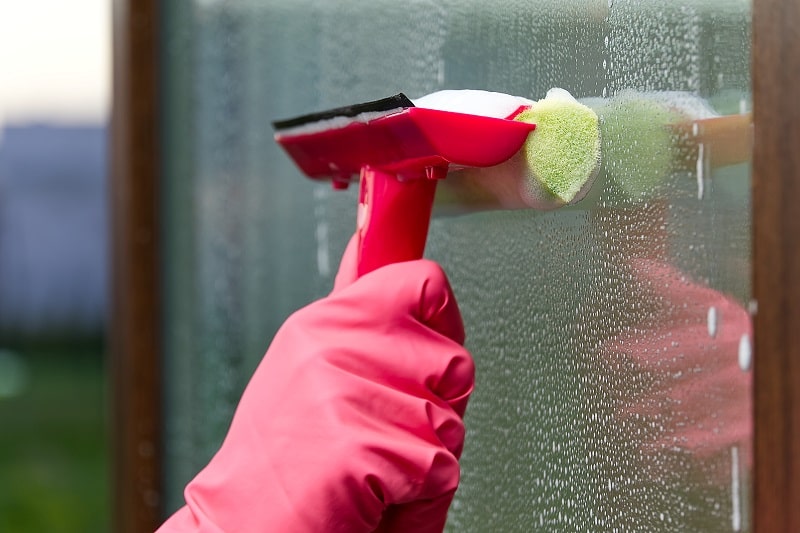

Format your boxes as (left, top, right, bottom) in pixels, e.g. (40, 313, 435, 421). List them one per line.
(111, 0, 800, 531)
(752, 0, 800, 531)
(111, 0, 162, 531)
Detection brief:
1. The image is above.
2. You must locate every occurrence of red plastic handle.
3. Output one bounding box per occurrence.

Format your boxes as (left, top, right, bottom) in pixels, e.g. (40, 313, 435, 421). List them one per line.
(356, 167, 439, 278)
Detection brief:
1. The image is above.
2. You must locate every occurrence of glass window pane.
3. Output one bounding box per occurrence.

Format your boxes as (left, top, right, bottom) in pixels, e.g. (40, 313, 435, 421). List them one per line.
(161, 1, 752, 529)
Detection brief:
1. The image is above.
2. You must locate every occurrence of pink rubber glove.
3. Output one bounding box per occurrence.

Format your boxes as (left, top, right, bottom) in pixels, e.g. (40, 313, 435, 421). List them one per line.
(157, 236, 475, 532)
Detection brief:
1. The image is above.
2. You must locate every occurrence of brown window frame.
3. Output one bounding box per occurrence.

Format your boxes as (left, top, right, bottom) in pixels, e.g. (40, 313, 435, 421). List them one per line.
(111, 0, 162, 530)
(752, 0, 800, 531)
(111, 1, 800, 531)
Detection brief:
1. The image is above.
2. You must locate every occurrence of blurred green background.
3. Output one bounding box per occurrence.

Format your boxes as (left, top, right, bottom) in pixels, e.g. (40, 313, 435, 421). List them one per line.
(0, 341, 108, 532)
(0, 1, 111, 530)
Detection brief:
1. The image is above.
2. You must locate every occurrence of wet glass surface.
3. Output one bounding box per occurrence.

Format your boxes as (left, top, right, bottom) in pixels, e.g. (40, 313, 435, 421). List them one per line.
(162, 1, 752, 529)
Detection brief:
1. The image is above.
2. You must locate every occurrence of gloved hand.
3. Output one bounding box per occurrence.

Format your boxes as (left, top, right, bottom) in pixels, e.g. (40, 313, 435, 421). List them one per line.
(157, 235, 475, 532)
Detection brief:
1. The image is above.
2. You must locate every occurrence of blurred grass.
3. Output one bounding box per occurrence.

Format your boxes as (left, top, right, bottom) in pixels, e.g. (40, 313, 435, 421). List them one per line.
(0, 342, 109, 532)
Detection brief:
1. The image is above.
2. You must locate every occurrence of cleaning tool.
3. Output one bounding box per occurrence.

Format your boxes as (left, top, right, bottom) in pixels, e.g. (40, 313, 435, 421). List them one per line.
(273, 88, 601, 276)
(418, 88, 601, 211)
(434, 91, 751, 212)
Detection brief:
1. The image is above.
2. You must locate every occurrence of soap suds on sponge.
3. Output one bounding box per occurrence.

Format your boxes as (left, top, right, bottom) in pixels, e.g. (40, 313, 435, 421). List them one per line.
(514, 88, 601, 207)
(417, 87, 601, 210)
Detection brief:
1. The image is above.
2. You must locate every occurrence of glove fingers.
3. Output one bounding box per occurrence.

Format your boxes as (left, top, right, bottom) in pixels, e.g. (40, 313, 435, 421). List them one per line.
(328, 258, 474, 409)
(332, 232, 465, 345)
(336, 259, 466, 345)
(415, 261, 466, 345)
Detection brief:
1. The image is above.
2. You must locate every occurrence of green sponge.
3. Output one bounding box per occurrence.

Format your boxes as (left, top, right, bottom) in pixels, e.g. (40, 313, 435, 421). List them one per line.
(420, 88, 602, 212)
(513, 88, 602, 209)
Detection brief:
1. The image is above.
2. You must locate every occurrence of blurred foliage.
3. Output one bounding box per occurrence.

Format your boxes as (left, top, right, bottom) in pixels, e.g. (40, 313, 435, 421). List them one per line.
(0, 341, 109, 532)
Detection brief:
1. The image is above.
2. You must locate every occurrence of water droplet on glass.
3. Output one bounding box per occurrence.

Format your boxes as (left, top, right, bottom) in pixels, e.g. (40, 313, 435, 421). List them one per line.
(315, 221, 331, 277)
(696, 142, 705, 200)
(738, 334, 752, 371)
(707, 306, 718, 337)
(731, 446, 742, 531)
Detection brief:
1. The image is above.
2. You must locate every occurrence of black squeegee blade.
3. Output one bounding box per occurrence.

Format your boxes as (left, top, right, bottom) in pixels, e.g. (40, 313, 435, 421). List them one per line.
(272, 93, 414, 131)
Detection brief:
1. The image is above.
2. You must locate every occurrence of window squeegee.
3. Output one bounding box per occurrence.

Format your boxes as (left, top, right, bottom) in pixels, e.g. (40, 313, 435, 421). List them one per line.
(273, 89, 601, 277)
